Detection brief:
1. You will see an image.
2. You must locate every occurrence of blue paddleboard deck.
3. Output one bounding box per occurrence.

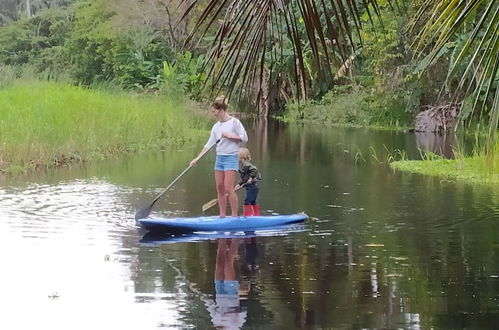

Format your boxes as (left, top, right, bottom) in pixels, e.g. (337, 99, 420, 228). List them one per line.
(139, 213, 307, 233)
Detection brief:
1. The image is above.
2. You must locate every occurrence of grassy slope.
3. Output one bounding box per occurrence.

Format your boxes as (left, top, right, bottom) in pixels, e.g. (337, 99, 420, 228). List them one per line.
(0, 80, 206, 173)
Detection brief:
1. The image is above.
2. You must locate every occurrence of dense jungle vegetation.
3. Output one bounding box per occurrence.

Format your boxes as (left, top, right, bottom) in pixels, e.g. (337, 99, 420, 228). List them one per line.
(0, 0, 497, 176)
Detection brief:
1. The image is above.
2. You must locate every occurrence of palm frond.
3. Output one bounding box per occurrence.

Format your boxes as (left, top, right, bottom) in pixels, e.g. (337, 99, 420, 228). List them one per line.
(413, 0, 499, 147)
(182, 0, 391, 107)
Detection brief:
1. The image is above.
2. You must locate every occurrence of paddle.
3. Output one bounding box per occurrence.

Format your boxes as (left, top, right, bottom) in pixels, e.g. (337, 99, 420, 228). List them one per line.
(202, 184, 245, 213)
(135, 139, 220, 220)
(202, 178, 260, 212)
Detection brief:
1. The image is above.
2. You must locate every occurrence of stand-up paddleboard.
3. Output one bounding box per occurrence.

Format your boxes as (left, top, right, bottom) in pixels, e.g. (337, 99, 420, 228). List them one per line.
(139, 213, 308, 233)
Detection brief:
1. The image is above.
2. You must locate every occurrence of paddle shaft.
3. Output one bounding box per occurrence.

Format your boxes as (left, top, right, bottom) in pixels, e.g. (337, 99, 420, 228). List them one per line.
(202, 184, 244, 212)
(150, 165, 192, 206)
(201, 178, 260, 212)
(136, 139, 220, 220)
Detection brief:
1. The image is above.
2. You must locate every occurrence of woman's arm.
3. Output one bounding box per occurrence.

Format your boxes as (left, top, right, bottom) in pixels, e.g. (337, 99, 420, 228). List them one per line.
(190, 147, 209, 166)
(191, 125, 218, 166)
(223, 119, 247, 142)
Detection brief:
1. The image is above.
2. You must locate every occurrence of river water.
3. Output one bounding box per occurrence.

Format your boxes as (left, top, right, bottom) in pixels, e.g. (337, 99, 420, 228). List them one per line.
(1, 120, 498, 329)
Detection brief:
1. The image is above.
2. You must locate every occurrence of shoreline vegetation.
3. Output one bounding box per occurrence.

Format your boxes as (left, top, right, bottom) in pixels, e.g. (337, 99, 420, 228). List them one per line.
(0, 78, 496, 186)
(390, 150, 499, 185)
(281, 93, 498, 186)
(0, 80, 206, 174)
(0, 1, 496, 185)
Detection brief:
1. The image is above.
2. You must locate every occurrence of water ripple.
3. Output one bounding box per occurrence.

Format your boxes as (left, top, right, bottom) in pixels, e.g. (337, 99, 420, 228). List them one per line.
(0, 178, 138, 242)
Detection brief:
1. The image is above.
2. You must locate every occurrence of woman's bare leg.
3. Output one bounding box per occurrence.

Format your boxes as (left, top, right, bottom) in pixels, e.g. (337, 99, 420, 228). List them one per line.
(215, 170, 227, 217)
(224, 170, 238, 217)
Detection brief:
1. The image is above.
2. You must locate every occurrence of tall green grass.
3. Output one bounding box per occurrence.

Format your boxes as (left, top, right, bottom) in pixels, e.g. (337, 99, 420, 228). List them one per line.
(0, 80, 207, 173)
(390, 144, 499, 185)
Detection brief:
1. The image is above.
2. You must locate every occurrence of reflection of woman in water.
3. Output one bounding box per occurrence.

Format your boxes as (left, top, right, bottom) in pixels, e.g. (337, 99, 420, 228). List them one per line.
(206, 239, 247, 329)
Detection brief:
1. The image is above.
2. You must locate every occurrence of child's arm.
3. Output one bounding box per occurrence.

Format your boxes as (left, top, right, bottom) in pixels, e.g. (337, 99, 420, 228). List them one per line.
(247, 163, 259, 183)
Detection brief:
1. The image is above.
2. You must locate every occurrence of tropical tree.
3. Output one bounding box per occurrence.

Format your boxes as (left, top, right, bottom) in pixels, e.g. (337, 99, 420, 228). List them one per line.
(12, 0, 76, 19)
(412, 0, 499, 148)
(0, 1, 15, 24)
(181, 0, 389, 115)
(185, 0, 497, 147)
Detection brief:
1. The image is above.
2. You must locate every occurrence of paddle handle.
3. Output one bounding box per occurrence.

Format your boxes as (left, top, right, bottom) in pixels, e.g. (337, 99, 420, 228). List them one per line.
(136, 139, 220, 220)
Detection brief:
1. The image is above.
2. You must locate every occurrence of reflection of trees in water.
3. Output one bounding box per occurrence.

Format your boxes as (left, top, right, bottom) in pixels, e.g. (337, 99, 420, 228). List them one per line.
(131, 215, 498, 329)
(129, 120, 498, 328)
(415, 132, 457, 158)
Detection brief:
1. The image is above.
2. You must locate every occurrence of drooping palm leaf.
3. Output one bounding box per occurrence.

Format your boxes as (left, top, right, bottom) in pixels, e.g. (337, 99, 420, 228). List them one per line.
(180, 0, 394, 110)
(412, 0, 499, 147)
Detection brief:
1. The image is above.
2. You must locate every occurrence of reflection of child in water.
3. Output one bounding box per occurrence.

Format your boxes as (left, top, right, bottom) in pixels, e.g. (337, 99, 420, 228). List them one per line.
(242, 237, 259, 273)
(207, 239, 247, 329)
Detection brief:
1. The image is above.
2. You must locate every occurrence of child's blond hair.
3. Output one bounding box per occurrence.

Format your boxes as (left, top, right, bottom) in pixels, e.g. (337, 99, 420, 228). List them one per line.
(239, 147, 251, 161)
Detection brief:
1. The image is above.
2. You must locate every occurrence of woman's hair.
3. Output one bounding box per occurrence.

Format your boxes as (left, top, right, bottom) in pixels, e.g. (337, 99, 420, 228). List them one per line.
(239, 147, 251, 161)
(212, 95, 228, 111)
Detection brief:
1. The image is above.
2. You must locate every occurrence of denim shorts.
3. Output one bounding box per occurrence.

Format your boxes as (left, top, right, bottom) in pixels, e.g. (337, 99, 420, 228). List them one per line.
(215, 280, 239, 295)
(215, 154, 238, 171)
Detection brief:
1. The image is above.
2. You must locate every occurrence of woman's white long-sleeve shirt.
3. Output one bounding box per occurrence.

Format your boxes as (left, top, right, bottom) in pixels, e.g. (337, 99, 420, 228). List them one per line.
(204, 117, 248, 155)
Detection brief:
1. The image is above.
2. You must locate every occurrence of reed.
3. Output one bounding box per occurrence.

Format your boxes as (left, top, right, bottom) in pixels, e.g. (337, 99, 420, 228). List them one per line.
(0, 80, 206, 173)
(390, 144, 499, 185)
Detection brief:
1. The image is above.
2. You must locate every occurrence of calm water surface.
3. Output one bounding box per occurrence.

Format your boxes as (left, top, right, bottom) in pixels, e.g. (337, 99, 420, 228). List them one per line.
(1, 120, 498, 329)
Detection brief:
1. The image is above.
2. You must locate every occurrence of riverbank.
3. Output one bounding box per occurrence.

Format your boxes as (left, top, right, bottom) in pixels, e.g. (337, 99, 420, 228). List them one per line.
(281, 89, 498, 185)
(0, 80, 207, 173)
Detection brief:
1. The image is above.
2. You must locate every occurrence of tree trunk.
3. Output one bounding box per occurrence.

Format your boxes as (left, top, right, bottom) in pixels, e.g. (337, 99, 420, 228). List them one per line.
(257, 68, 269, 118)
(25, 0, 31, 18)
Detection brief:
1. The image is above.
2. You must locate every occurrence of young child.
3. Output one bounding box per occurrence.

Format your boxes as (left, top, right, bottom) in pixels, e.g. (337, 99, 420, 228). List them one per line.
(236, 147, 261, 216)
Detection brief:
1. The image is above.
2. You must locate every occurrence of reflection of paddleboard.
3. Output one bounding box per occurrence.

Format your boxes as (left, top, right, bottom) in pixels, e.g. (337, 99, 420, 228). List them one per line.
(139, 223, 307, 245)
(139, 213, 307, 233)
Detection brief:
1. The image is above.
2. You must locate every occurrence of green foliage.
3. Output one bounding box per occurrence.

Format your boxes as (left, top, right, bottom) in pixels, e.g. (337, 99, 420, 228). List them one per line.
(411, 0, 499, 148)
(0, 65, 17, 88)
(0, 7, 72, 78)
(68, 0, 126, 85)
(283, 87, 372, 126)
(66, 0, 206, 93)
(157, 51, 206, 100)
(355, 2, 420, 126)
(0, 0, 208, 96)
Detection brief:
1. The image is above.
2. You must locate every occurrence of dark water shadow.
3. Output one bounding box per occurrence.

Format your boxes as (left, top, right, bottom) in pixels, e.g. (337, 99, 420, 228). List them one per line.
(139, 223, 307, 246)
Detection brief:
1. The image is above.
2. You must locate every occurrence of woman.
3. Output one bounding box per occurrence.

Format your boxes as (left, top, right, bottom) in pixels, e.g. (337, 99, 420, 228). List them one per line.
(190, 96, 248, 217)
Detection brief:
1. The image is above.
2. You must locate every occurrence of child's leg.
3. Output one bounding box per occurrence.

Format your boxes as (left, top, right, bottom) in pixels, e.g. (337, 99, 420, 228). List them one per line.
(243, 204, 253, 216)
(245, 186, 259, 216)
(252, 204, 260, 216)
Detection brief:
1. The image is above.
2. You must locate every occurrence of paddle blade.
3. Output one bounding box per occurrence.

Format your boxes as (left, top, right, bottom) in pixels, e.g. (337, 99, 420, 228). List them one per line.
(135, 204, 153, 220)
(202, 198, 218, 213)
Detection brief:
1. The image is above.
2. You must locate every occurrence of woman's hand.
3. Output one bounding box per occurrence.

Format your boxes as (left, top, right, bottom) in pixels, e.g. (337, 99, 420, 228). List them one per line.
(189, 158, 198, 167)
(221, 132, 240, 140)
